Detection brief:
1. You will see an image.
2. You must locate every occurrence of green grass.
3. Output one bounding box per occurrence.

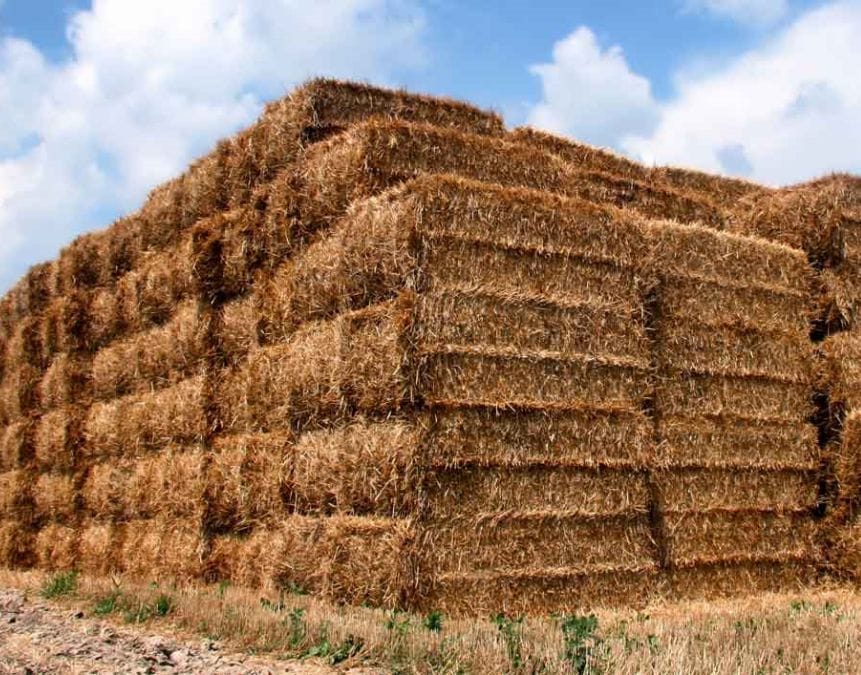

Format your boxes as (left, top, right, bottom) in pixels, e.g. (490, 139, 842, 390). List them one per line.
(40, 571, 78, 599)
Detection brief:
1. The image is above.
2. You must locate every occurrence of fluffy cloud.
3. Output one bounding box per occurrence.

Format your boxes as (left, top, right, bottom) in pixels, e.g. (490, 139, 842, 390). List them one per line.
(526, 1, 861, 187)
(682, 0, 789, 25)
(527, 27, 659, 150)
(0, 0, 425, 291)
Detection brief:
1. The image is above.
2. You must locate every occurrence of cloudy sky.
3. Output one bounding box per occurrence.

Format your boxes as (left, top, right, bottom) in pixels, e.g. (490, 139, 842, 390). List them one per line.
(0, 0, 859, 291)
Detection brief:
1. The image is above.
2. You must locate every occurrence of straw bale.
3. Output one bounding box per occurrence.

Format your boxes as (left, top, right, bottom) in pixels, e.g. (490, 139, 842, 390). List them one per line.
(81, 458, 130, 519)
(182, 145, 229, 226)
(668, 560, 815, 600)
(137, 176, 186, 251)
(278, 120, 572, 238)
(416, 290, 650, 362)
(33, 471, 77, 522)
(91, 300, 207, 399)
(20, 261, 57, 316)
(206, 433, 292, 531)
(423, 514, 654, 574)
(0, 420, 33, 470)
(424, 406, 653, 468)
(657, 468, 818, 513)
(116, 239, 195, 332)
(0, 469, 32, 522)
(78, 520, 123, 576)
(647, 219, 811, 292)
(565, 168, 726, 228)
(34, 407, 81, 472)
(84, 376, 207, 457)
(653, 165, 766, 204)
(0, 364, 41, 421)
(34, 523, 77, 571)
(38, 353, 91, 410)
(87, 287, 122, 349)
(659, 276, 810, 334)
(819, 330, 861, 409)
(213, 295, 259, 365)
(816, 264, 861, 334)
(120, 517, 204, 582)
(420, 348, 651, 410)
(293, 419, 419, 516)
(656, 416, 819, 469)
(424, 466, 649, 519)
(657, 320, 812, 381)
(417, 567, 658, 616)
(655, 371, 812, 422)
(830, 410, 861, 517)
(57, 232, 102, 292)
(664, 510, 818, 566)
(830, 518, 861, 581)
(100, 215, 144, 285)
(205, 534, 244, 583)
(0, 520, 33, 568)
(5, 316, 44, 368)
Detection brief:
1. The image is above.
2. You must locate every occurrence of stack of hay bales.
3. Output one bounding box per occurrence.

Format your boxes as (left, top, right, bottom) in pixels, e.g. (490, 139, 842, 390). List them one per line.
(647, 224, 820, 596)
(1, 78, 857, 614)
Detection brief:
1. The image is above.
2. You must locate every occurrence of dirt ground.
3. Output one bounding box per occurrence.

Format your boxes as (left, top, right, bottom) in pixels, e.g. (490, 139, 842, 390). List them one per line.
(0, 588, 377, 675)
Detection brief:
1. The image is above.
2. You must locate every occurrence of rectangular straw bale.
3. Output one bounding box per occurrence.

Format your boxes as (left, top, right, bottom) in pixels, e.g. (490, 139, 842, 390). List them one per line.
(293, 419, 419, 516)
(660, 276, 810, 334)
(817, 264, 861, 334)
(43, 290, 91, 356)
(655, 371, 812, 422)
(5, 315, 44, 368)
(565, 168, 726, 228)
(38, 353, 91, 410)
(34, 407, 81, 472)
(115, 238, 195, 332)
(182, 146, 229, 227)
(81, 458, 132, 519)
(84, 376, 207, 457)
(656, 468, 818, 513)
(227, 78, 505, 203)
(0, 469, 32, 522)
(34, 523, 77, 571)
(87, 287, 122, 349)
(99, 215, 144, 285)
(78, 520, 123, 576)
(647, 219, 811, 293)
(137, 176, 186, 251)
(275, 120, 571, 238)
(91, 300, 207, 399)
(657, 320, 812, 381)
(418, 567, 658, 616)
(19, 261, 57, 316)
(423, 466, 649, 519)
(213, 294, 259, 365)
(426, 406, 654, 468)
(664, 510, 818, 566)
(829, 410, 861, 516)
(420, 348, 651, 410)
(416, 290, 649, 362)
(0, 520, 33, 568)
(423, 514, 654, 574)
(207, 433, 292, 531)
(57, 232, 102, 292)
(668, 560, 815, 600)
(0, 363, 40, 420)
(33, 471, 77, 522)
(656, 416, 819, 469)
(830, 518, 861, 581)
(819, 330, 861, 408)
(0, 420, 33, 470)
(119, 516, 204, 582)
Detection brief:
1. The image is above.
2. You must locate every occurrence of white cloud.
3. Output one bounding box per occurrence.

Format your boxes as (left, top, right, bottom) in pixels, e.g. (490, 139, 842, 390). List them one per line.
(527, 27, 659, 150)
(526, 1, 861, 187)
(682, 0, 789, 25)
(0, 0, 425, 291)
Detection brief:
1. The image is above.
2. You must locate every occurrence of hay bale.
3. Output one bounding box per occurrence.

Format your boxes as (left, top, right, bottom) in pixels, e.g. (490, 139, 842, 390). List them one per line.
(293, 419, 419, 516)
(182, 146, 230, 227)
(421, 348, 651, 410)
(125, 448, 205, 520)
(81, 458, 131, 520)
(212, 295, 260, 365)
(42, 291, 91, 356)
(829, 410, 861, 519)
(87, 287, 122, 349)
(425, 407, 653, 468)
(830, 518, 861, 581)
(33, 471, 77, 522)
(137, 176, 187, 251)
(0, 363, 40, 420)
(417, 567, 658, 616)
(91, 300, 207, 399)
(0, 520, 34, 568)
(38, 353, 91, 410)
(5, 316, 45, 369)
(78, 520, 123, 576)
(668, 560, 815, 600)
(84, 376, 207, 457)
(423, 514, 654, 574)
(656, 468, 818, 512)
(99, 215, 144, 285)
(21, 262, 58, 316)
(206, 433, 292, 531)
(57, 233, 102, 292)
(656, 416, 819, 470)
(663, 510, 818, 566)
(0, 420, 33, 470)
(819, 330, 861, 409)
(0, 469, 32, 523)
(119, 517, 204, 582)
(816, 264, 861, 334)
(34, 407, 81, 472)
(33, 523, 78, 571)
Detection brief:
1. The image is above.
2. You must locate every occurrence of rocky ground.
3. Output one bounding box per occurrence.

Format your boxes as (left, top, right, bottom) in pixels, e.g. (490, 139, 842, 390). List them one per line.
(0, 589, 374, 674)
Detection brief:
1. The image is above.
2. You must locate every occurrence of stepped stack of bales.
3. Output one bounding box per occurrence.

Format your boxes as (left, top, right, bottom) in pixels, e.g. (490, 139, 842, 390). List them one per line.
(0, 78, 858, 615)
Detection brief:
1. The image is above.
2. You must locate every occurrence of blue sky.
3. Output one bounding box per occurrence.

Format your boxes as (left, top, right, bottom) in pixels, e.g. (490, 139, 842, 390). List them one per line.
(0, 0, 858, 291)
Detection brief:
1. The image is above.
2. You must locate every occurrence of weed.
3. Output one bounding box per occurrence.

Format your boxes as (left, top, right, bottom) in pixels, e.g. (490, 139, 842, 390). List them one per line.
(492, 614, 524, 671)
(93, 591, 121, 616)
(40, 571, 78, 599)
(286, 608, 307, 648)
(790, 600, 812, 616)
(155, 594, 173, 617)
(331, 634, 364, 665)
(423, 610, 444, 633)
(561, 614, 602, 674)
